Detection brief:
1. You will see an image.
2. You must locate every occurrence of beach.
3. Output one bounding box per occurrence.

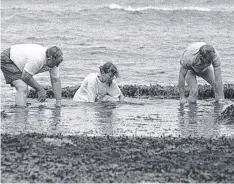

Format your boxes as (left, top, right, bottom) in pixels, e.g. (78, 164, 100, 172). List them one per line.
(1, 0, 234, 182)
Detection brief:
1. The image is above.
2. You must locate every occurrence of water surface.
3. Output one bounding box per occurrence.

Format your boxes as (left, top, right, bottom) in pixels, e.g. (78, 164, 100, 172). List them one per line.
(1, 98, 234, 137)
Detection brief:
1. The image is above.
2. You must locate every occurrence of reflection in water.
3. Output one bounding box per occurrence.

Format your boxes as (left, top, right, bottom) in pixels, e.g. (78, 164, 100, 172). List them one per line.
(94, 102, 117, 136)
(213, 102, 224, 119)
(49, 107, 62, 133)
(2, 99, 234, 137)
(178, 103, 198, 124)
(178, 103, 199, 136)
(188, 103, 198, 124)
(12, 105, 62, 134)
(177, 101, 222, 137)
(14, 107, 29, 132)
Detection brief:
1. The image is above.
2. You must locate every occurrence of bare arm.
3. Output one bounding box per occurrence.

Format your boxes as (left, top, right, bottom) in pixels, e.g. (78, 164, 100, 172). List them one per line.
(21, 70, 43, 91)
(212, 54, 224, 101)
(50, 76, 62, 106)
(119, 90, 125, 102)
(21, 70, 46, 102)
(213, 66, 224, 101)
(178, 65, 188, 101)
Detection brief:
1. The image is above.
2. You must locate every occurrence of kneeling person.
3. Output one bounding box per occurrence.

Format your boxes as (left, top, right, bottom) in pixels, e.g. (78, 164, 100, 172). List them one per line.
(73, 62, 124, 102)
(1, 44, 63, 107)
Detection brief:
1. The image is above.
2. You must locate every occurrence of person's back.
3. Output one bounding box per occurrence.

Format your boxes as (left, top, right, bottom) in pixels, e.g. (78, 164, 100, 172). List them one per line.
(180, 42, 206, 71)
(10, 44, 47, 73)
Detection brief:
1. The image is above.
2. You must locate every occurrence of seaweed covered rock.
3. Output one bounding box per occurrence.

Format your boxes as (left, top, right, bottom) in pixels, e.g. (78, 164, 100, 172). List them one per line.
(27, 84, 234, 99)
(28, 86, 79, 99)
(122, 84, 186, 98)
(224, 84, 234, 99)
(218, 104, 234, 123)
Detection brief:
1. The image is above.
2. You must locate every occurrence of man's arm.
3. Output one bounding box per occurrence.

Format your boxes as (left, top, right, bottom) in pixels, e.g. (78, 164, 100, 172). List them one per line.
(49, 67, 62, 106)
(50, 76, 62, 106)
(178, 65, 188, 103)
(119, 90, 125, 102)
(116, 85, 124, 102)
(212, 54, 224, 101)
(213, 66, 224, 101)
(21, 69, 46, 102)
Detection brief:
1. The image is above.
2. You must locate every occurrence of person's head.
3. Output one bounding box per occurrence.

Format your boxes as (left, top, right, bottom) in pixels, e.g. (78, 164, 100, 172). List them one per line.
(99, 62, 119, 86)
(199, 44, 215, 65)
(46, 46, 63, 68)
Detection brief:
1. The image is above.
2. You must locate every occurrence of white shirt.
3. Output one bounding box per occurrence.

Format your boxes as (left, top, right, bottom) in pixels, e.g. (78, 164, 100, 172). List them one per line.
(73, 73, 122, 102)
(10, 44, 59, 78)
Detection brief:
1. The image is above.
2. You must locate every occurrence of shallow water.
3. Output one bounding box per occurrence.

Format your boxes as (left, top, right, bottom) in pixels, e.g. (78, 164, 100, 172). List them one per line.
(1, 0, 234, 88)
(1, 98, 234, 137)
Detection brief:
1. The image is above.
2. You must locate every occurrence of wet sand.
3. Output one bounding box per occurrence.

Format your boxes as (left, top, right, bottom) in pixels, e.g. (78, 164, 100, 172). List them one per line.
(1, 133, 234, 183)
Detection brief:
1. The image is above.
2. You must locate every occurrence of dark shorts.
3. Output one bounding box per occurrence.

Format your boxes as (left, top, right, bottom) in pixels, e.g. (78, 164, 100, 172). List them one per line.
(1, 48, 22, 85)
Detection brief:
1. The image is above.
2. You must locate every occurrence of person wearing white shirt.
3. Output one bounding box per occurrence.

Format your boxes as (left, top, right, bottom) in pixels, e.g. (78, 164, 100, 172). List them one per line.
(1, 44, 63, 107)
(73, 62, 124, 102)
(178, 42, 224, 104)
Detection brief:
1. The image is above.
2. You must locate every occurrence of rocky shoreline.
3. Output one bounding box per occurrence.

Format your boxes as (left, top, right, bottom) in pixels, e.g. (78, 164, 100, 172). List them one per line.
(1, 133, 234, 183)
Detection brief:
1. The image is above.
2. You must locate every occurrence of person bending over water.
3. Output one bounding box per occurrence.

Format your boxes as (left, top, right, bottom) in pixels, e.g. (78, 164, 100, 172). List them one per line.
(73, 62, 124, 102)
(1, 44, 63, 107)
(178, 42, 224, 104)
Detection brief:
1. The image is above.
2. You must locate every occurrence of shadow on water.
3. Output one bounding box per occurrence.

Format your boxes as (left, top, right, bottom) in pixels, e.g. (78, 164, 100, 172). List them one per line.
(1, 98, 234, 137)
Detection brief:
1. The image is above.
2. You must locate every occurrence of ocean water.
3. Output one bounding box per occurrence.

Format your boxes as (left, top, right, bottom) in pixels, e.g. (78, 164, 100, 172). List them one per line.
(1, 0, 234, 89)
(1, 0, 234, 136)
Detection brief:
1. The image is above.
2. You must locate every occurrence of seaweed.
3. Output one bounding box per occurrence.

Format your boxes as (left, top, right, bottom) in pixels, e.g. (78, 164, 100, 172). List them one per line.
(27, 84, 234, 99)
(1, 133, 234, 183)
(218, 104, 234, 123)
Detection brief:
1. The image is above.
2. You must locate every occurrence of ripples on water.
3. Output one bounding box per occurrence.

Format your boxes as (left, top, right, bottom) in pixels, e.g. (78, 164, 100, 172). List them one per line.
(1, 98, 234, 137)
(1, 0, 234, 88)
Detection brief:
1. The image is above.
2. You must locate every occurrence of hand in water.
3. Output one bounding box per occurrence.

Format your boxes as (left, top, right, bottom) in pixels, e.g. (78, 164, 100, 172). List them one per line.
(56, 99, 62, 107)
(37, 89, 46, 102)
(213, 98, 225, 105)
(96, 94, 106, 101)
(187, 96, 197, 104)
(180, 97, 187, 105)
(187, 89, 198, 104)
